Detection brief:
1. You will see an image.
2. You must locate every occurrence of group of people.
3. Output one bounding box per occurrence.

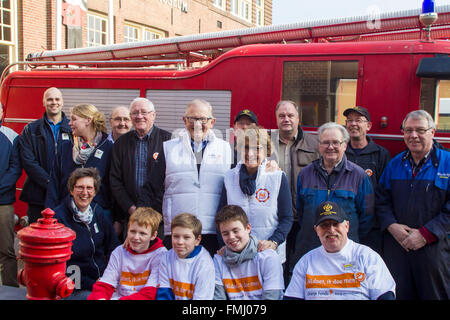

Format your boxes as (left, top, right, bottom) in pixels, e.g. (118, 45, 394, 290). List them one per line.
(0, 86, 447, 300)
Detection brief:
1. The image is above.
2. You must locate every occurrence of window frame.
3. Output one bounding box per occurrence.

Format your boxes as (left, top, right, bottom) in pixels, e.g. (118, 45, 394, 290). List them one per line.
(87, 12, 108, 47)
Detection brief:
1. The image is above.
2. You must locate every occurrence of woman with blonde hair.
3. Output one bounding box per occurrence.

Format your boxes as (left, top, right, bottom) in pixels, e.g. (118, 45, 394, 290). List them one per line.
(46, 103, 114, 217)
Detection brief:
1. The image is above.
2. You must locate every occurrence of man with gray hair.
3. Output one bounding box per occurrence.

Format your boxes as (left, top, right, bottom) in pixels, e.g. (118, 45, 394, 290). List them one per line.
(376, 110, 449, 300)
(161, 98, 231, 255)
(110, 97, 171, 239)
(293, 122, 374, 263)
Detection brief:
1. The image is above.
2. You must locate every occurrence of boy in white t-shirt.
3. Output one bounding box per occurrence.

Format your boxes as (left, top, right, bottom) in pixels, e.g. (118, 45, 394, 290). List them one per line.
(284, 201, 396, 300)
(213, 205, 284, 300)
(156, 213, 215, 300)
(88, 207, 167, 300)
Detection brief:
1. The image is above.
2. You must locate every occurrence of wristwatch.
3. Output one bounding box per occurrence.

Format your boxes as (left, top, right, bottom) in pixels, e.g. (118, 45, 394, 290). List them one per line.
(270, 240, 278, 249)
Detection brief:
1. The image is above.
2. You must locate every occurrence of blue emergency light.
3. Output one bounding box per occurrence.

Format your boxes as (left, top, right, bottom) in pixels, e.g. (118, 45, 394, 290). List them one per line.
(422, 0, 436, 14)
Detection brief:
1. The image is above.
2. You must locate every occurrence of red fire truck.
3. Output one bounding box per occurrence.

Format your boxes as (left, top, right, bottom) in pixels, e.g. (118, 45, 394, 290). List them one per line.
(1, 5, 450, 224)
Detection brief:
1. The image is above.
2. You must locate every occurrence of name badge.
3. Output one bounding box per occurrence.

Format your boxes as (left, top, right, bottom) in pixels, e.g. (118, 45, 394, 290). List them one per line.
(94, 223, 99, 233)
(94, 149, 104, 159)
(62, 133, 70, 140)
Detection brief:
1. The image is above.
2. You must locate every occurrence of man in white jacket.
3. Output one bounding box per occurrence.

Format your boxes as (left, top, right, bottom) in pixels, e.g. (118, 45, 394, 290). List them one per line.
(162, 99, 232, 255)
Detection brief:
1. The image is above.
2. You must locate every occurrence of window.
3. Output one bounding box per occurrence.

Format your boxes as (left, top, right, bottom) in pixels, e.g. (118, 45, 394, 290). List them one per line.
(420, 79, 450, 131)
(143, 28, 164, 41)
(123, 23, 164, 42)
(230, 0, 251, 22)
(213, 0, 225, 10)
(0, 0, 12, 42)
(0, 0, 15, 75)
(124, 24, 139, 43)
(87, 13, 108, 47)
(282, 61, 359, 127)
(255, 0, 264, 26)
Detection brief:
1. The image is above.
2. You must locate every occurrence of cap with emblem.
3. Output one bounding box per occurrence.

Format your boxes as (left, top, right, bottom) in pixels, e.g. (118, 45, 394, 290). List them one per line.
(343, 106, 371, 122)
(314, 201, 348, 226)
(234, 109, 258, 125)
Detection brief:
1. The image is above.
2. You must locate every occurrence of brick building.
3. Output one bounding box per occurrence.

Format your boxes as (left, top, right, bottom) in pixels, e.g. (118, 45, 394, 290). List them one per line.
(0, 0, 272, 73)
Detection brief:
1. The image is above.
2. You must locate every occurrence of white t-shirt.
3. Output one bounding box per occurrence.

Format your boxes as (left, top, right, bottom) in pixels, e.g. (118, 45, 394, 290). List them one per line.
(99, 245, 167, 300)
(158, 247, 215, 300)
(285, 239, 396, 300)
(214, 249, 284, 300)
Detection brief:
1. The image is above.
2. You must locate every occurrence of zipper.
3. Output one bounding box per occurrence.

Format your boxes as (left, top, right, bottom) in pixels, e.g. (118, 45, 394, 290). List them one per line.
(83, 204, 101, 279)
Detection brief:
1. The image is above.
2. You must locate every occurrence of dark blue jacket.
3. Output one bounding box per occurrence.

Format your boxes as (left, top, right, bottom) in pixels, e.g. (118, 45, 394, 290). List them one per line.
(295, 156, 374, 259)
(19, 113, 71, 205)
(46, 132, 113, 210)
(54, 196, 120, 290)
(376, 144, 450, 240)
(0, 124, 21, 205)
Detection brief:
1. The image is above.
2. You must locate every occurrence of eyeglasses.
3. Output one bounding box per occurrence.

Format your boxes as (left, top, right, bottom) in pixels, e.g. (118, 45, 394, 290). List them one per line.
(74, 185, 95, 192)
(402, 127, 433, 135)
(319, 140, 344, 148)
(130, 110, 153, 117)
(185, 116, 212, 124)
(345, 119, 368, 124)
(112, 117, 131, 122)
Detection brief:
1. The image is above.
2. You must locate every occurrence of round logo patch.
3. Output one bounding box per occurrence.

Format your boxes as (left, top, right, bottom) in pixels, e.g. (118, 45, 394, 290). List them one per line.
(255, 188, 270, 203)
(365, 169, 373, 177)
(355, 272, 366, 282)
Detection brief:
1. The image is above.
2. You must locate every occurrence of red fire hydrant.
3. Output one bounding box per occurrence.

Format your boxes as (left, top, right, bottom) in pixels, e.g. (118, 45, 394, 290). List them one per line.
(17, 208, 76, 300)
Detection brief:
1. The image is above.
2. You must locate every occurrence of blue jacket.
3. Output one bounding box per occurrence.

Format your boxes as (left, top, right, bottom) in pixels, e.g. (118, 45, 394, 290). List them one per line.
(19, 113, 71, 205)
(46, 132, 113, 210)
(295, 156, 374, 259)
(376, 144, 450, 240)
(53, 196, 120, 290)
(0, 124, 21, 205)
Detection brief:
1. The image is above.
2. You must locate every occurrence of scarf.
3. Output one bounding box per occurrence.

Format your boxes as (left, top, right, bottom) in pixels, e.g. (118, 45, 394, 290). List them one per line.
(72, 131, 103, 165)
(71, 199, 94, 225)
(239, 164, 258, 196)
(222, 235, 258, 267)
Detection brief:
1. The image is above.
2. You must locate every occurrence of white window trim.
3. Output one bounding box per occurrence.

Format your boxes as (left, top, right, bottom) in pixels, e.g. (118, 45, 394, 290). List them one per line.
(255, 0, 264, 26)
(213, 0, 226, 11)
(87, 12, 108, 47)
(124, 22, 141, 43)
(230, 0, 252, 23)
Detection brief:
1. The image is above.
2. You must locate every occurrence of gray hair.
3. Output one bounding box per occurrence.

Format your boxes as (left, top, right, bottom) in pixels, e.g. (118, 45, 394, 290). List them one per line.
(185, 99, 213, 117)
(130, 97, 155, 112)
(318, 122, 350, 143)
(402, 110, 436, 129)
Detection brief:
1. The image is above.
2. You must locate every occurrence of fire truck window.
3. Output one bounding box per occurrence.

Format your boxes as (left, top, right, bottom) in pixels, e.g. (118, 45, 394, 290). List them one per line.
(282, 61, 358, 127)
(420, 79, 450, 131)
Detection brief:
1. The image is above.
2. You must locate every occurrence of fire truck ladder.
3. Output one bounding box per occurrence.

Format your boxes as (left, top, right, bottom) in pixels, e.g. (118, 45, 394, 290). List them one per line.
(25, 4, 450, 67)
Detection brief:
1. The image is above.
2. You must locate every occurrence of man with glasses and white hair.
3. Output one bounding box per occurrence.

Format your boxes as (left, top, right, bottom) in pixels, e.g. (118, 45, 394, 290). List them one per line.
(161, 99, 232, 255)
(293, 122, 374, 264)
(376, 110, 449, 300)
(110, 97, 171, 239)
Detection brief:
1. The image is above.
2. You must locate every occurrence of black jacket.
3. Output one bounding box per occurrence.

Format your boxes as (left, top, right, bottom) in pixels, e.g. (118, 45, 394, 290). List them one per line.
(109, 126, 171, 221)
(345, 136, 391, 190)
(18, 113, 71, 205)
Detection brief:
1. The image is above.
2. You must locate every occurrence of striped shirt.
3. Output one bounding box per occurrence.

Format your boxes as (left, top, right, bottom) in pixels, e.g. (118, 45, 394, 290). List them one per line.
(134, 127, 153, 195)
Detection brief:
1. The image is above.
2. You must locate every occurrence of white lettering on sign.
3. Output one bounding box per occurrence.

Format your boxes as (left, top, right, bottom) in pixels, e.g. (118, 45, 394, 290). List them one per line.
(159, 0, 188, 13)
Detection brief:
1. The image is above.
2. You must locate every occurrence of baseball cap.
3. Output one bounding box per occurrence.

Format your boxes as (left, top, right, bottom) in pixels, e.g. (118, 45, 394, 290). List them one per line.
(343, 106, 371, 122)
(234, 109, 258, 125)
(314, 201, 348, 226)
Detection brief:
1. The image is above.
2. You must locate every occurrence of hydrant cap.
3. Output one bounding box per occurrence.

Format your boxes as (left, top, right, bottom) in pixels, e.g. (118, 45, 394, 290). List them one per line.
(17, 208, 76, 244)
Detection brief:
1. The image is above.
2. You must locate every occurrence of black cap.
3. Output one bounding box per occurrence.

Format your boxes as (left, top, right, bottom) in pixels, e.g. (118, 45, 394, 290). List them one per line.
(234, 109, 258, 125)
(314, 201, 347, 226)
(343, 106, 371, 122)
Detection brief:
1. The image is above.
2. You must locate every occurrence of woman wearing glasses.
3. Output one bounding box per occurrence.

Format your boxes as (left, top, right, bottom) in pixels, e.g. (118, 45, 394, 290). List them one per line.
(54, 167, 120, 300)
(219, 125, 293, 264)
(45, 104, 113, 220)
